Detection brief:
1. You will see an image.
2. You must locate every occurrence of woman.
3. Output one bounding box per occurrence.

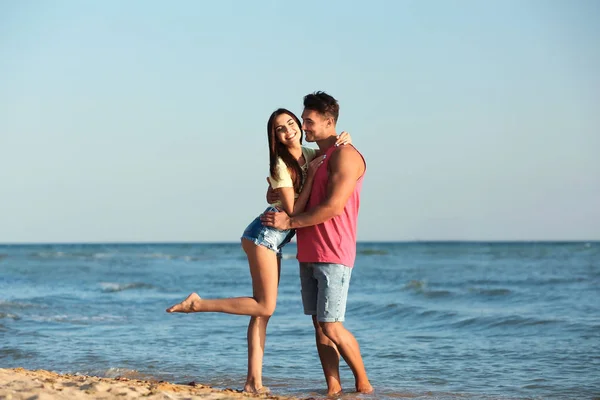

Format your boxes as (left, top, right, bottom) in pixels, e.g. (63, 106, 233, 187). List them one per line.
(166, 108, 350, 393)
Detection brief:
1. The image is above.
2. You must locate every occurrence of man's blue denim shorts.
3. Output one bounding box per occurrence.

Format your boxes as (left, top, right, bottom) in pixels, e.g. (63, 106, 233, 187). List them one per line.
(299, 262, 353, 322)
(241, 206, 295, 257)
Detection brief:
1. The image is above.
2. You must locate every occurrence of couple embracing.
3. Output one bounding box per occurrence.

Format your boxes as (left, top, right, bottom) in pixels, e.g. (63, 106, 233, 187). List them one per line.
(167, 91, 373, 396)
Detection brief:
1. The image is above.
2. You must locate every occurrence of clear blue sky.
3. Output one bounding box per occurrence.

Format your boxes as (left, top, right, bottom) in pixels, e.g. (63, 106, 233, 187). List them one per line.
(1, 0, 599, 243)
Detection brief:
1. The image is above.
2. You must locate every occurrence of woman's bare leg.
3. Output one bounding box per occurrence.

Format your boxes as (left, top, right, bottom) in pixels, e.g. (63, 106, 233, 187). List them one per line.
(244, 316, 270, 393)
(244, 257, 281, 393)
(166, 239, 279, 317)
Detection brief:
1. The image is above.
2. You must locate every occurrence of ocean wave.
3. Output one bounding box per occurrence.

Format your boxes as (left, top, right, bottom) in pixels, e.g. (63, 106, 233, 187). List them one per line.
(29, 314, 126, 324)
(405, 334, 453, 342)
(451, 315, 561, 330)
(29, 250, 105, 260)
(92, 252, 118, 259)
(468, 287, 512, 296)
(29, 251, 203, 262)
(377, 351, 408, 359)
(403, 280, 455, 298)
(404, 280, 426, 290)
(451, 316, 485, 328)
(424, 377, 449, 385)
(418, 309, 458, 319)
(467, 277, 587, 286)
(136, 252, 176, 260)
(0, 300, 41, 310)
(88, 367, 156, 380)
(0, 347, 37, 360)
(423, 290, 454, 298)
(100, 282, 155, 293)
(0, 254, 7, 261)
(522, 383, 552, 390)
(489, 315, 561, 328)
(30, 251, 86, 259)
(129, 253, 204, 261)
(349, 302, 424, 320)
(358, 249, 389, 256)
(32, 251, 66, 258)
(0, 312, 21, 320)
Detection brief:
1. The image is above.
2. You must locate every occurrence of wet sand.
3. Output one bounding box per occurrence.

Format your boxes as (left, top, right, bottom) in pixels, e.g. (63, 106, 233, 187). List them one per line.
(0, 368, 301, 400)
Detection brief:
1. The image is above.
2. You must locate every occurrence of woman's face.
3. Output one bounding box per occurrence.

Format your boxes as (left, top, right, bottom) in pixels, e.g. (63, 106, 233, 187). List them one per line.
(273, 113, 301, 147)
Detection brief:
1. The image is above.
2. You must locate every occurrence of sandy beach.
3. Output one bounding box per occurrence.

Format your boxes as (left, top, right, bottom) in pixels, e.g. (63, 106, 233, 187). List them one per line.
(0, 368, 300, 400)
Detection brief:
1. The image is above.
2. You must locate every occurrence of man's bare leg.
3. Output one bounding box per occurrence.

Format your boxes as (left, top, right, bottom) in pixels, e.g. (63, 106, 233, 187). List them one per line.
(320, 321, 373, 393)
(166, 239, 278, 317)
(312, 316, 343, 395)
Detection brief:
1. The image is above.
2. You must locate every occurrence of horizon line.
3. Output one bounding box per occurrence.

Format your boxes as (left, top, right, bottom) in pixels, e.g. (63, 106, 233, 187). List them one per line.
(1, 240, 598, 246)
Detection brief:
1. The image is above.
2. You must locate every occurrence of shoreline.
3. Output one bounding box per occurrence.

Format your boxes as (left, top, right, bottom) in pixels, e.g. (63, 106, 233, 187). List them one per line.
(0, 368, 301, 400)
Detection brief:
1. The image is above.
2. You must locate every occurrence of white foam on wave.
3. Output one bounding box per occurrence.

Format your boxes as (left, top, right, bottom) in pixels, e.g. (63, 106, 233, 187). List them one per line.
(102, 367, 140, 378)
(99, 282, 154, 292)
(0, 312, 20, 320)
(115, 368, 163, 381)
(0, 300, 41, 310)
(144, 253, 175, 259)
(157, 253, 205, 261)
(73, 367, 155, 380)
(29, 314, 125, 324)
(93, 252, 117, 259)
(33, 251, 66, 258)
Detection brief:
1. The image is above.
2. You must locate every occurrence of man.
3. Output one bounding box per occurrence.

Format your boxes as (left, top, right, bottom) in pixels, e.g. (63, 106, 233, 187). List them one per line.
(261, 91, 373, 395)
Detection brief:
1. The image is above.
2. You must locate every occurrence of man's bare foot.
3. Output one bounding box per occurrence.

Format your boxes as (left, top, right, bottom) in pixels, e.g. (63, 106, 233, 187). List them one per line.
(243, 384, 270, 394)
(166, 293, 202, 313)
(356, 382, 374, 393)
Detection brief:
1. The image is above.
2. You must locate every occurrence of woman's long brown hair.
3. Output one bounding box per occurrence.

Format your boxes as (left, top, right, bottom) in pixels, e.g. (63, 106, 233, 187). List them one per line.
(267, 108, 304, 193)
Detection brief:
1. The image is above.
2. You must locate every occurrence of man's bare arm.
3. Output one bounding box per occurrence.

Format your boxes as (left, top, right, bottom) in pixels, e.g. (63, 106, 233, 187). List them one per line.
(287, 146, 364, 229)
(266, 178, 278, 204)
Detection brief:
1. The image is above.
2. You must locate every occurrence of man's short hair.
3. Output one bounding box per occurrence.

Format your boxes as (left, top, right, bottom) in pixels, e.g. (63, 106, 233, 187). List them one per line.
(303, 91, 339, 123)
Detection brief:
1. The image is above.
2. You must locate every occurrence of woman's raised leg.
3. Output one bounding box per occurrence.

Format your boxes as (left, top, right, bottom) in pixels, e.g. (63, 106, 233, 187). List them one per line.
(166, 239, 279, 317)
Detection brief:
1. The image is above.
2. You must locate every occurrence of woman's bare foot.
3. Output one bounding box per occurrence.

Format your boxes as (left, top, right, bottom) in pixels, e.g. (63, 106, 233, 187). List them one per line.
(243, 384, 270, 394)
(166, 293, 202, 313)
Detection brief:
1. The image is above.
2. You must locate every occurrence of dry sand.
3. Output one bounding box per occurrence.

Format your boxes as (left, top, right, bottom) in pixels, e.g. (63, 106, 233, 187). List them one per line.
(0, 368, 303, 400)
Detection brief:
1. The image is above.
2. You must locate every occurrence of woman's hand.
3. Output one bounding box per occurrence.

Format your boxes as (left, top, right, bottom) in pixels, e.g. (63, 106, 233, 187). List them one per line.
(335, 131, 352, 146)
(307, 155, 326, 177)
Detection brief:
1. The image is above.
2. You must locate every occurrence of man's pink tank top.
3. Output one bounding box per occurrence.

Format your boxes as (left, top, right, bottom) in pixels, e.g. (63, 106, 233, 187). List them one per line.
(297, 144, 365, 267)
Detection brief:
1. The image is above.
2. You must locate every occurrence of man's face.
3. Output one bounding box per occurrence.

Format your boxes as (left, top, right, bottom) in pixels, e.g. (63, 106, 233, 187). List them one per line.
(301, 109, 328, 142)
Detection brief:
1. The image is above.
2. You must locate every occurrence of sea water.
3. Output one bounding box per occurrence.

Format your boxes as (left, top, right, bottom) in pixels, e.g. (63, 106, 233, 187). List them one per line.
(1, 242, 599, 399)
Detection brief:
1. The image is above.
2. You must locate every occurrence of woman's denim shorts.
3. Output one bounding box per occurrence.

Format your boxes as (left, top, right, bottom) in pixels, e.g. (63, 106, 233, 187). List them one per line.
(241, 206, 295, 257)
